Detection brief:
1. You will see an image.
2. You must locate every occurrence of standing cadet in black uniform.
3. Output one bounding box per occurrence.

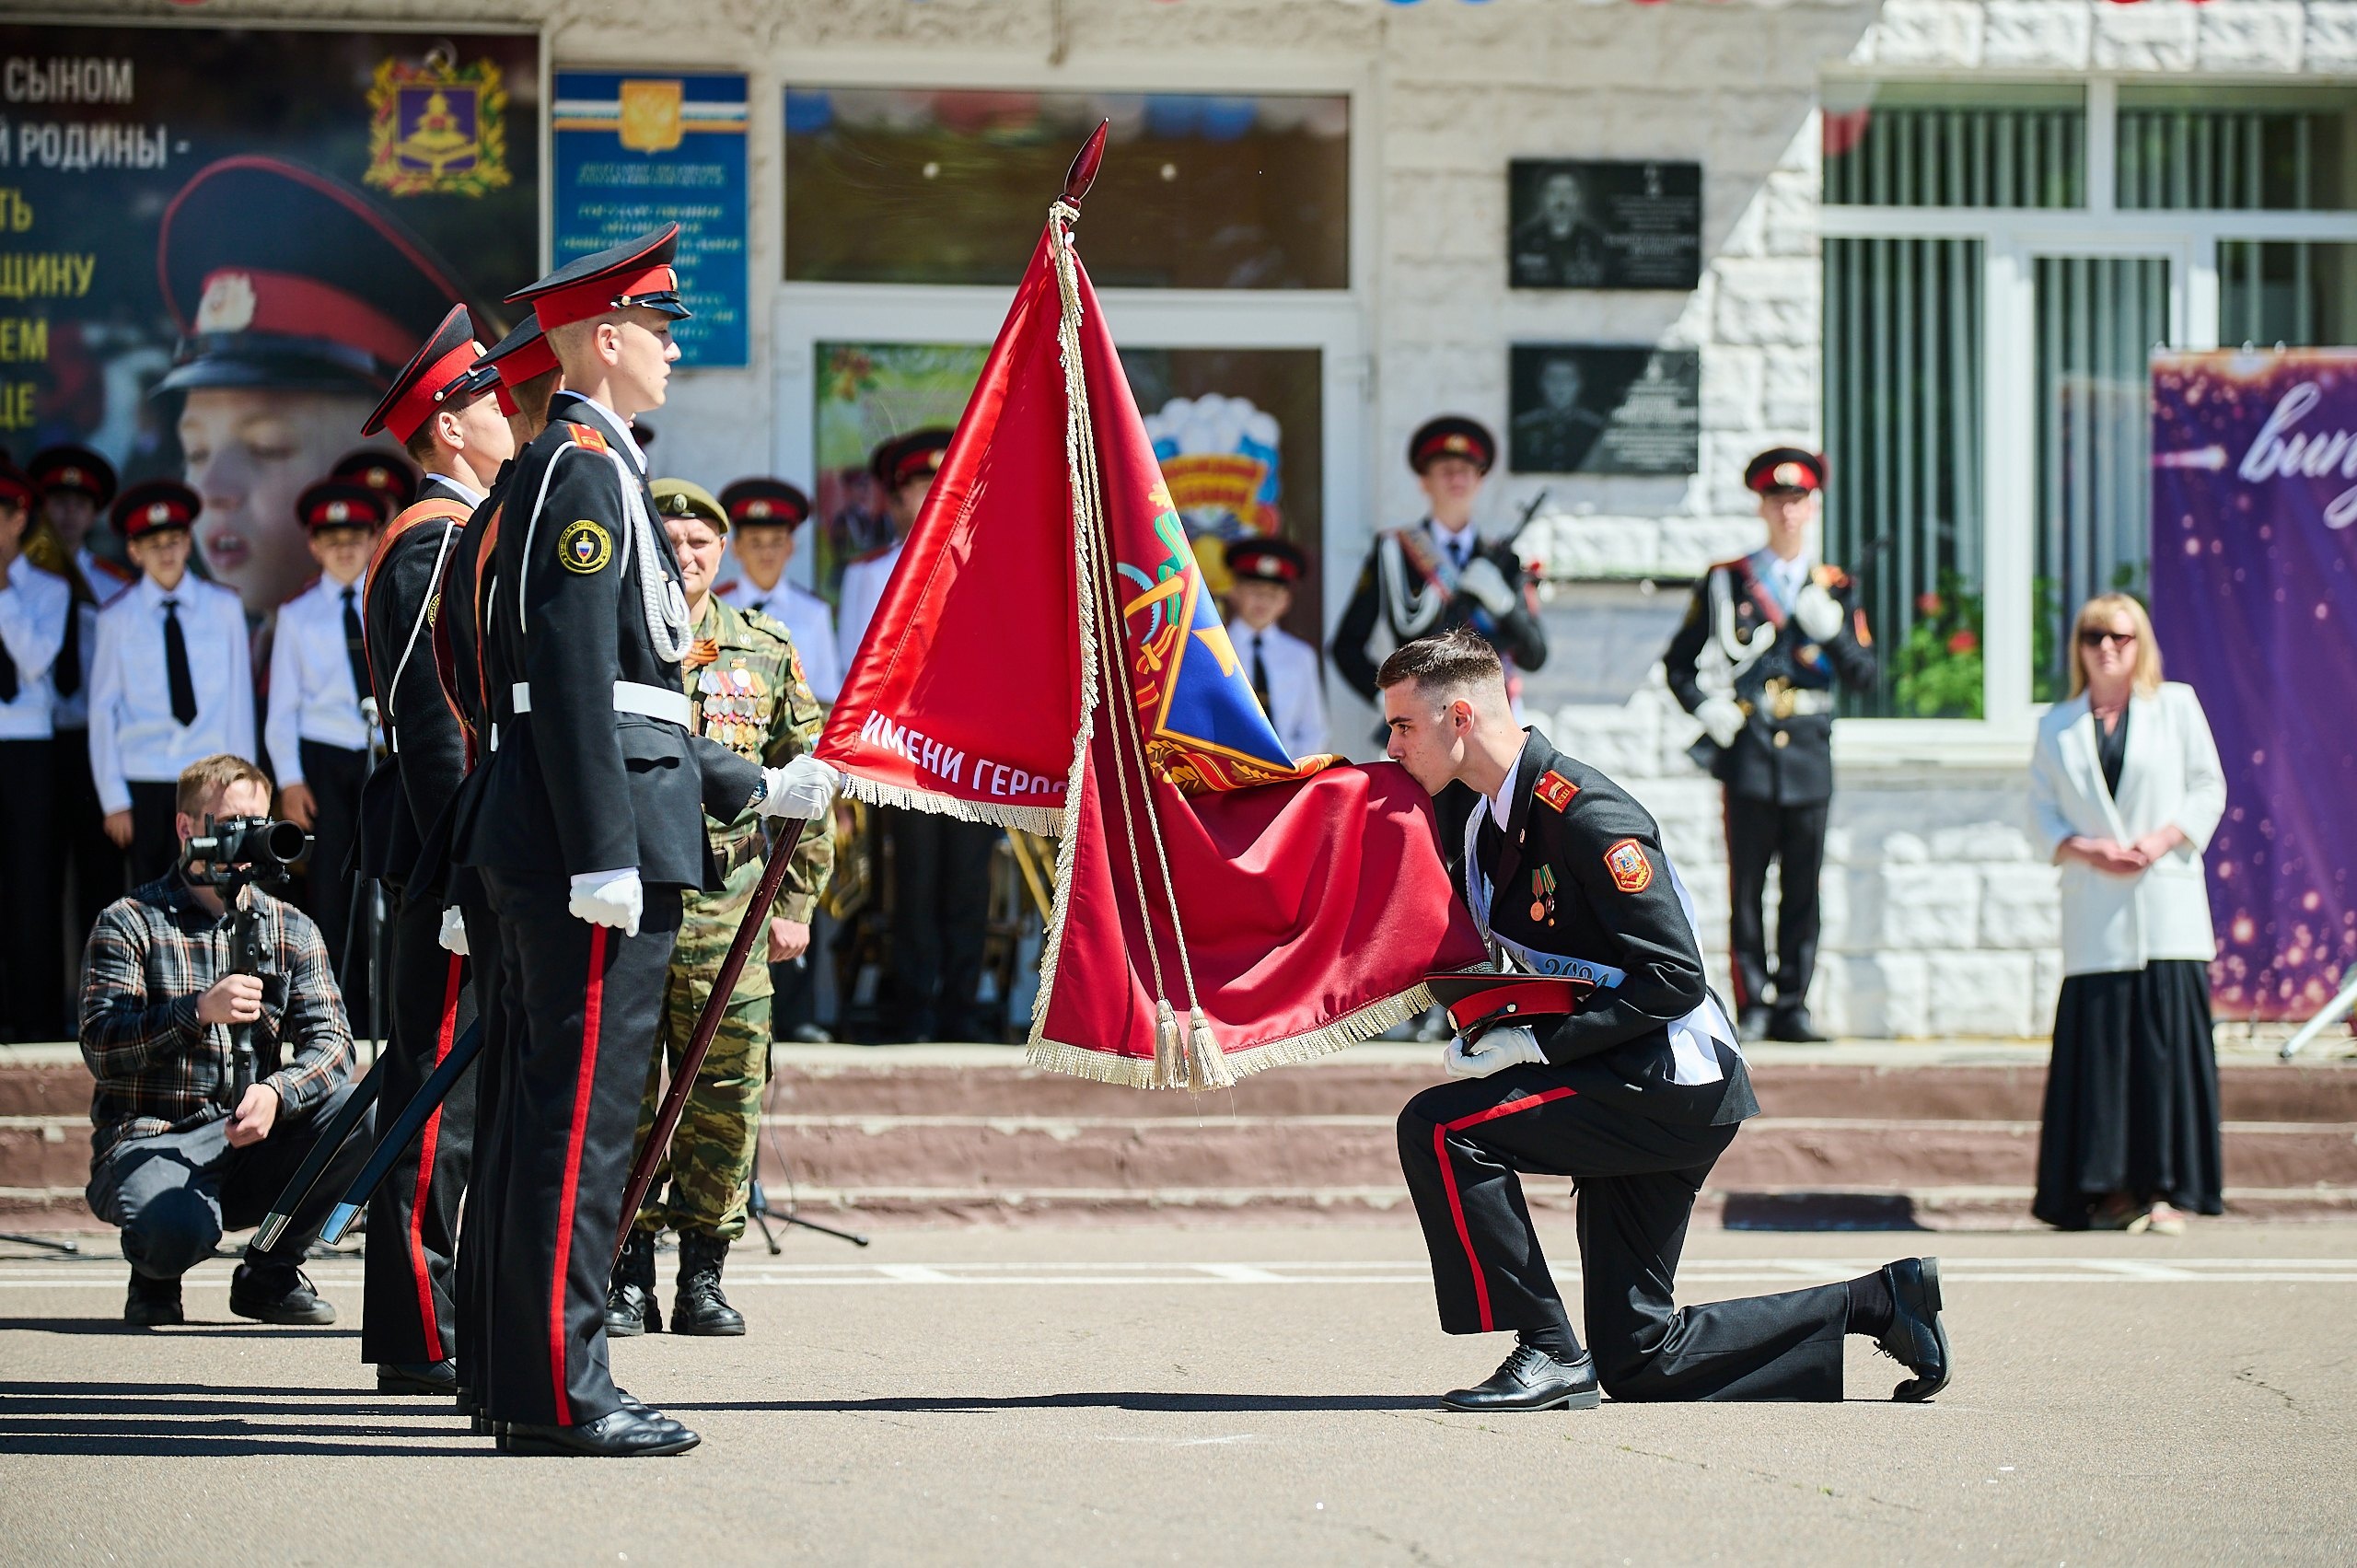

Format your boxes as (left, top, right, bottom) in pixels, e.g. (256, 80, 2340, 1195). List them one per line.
(1664, 449, 1875, 1043)
(451, 228, 831, 1457)
(352, 306, 510, 1395)
(1376, 628, 1947, 1410)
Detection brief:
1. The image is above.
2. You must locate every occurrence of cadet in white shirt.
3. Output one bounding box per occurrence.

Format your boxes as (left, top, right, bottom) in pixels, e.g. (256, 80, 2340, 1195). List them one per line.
(835, 428, 949, 681)
(1222, 536, 1330, 763)
(715, 477, 840, 704)
(90, 480, 256, 884)
(0, 461, 74, 1039)
(266, 479, 390, 993)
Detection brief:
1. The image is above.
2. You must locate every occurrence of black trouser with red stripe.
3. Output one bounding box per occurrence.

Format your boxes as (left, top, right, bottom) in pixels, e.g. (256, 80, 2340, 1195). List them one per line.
(359, 885, 477, 1366)
(1398, 1068, 1847, 1401)
(453, 877, 511, 1405)
(1724, 793, 1829, 1016)
(481, 867, 680, 1427)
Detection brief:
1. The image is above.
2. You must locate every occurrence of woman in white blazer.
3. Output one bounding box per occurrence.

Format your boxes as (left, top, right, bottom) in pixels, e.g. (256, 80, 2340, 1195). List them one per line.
(2026, 593, 2226, 1235)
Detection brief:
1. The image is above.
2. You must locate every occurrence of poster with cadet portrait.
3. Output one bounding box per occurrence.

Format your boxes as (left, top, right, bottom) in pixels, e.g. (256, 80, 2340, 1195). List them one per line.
(0, 21, 540, 612)
(1507, 159, 1702, 292)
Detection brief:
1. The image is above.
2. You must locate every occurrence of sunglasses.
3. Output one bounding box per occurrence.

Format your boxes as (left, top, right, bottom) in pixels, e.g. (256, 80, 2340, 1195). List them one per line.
(2078, 629, 2137, 649)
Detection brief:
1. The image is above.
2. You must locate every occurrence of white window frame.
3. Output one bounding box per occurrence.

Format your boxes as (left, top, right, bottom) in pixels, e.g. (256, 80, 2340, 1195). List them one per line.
(1820, 73, 2357, 770)
(768, 55, 1375, 614)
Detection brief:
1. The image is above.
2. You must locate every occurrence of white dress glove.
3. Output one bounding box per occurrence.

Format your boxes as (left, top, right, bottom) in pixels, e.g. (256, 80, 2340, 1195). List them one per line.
(436, 906, 470, 957)
(1443, 1025, 1549, 1079)
(567, 867, 644, 936)
(1696, 696, 1746, 749)
(757, 755, 839, 819)
(1792, 581, 1844, 642)
(1454, 555, 1518, 617)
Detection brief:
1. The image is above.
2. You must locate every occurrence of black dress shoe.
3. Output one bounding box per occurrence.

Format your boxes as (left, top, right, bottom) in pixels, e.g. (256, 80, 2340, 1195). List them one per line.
(1442, 1345, 1601, 1412)
(123, 1273, 183, 1328)
(505, 1406, 701, 1457)
(228, 1262, 336, 1325)
(1768, 1006, 1829, 1043)
(1875, 1256, 1952, 1401)
(377, 1360, 459, 1395)
(1736, 1005, 1772, 1044)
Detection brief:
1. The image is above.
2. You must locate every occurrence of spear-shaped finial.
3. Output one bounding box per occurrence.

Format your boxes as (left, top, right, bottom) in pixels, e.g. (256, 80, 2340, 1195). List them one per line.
(1062, 120, 1109, 206)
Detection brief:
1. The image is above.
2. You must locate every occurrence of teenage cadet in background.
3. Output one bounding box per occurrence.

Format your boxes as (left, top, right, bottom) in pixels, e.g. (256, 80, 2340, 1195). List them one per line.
(266, 480, 388, 1000)
(28, 446, 136, 968)
(1664, 448, 1875, 1044)
(89, 481, 256, 884)
(1222, 536, 1329, 761)
(331, 448, 421, 516)
(608, 479, 832, 1339)
(0, 462, 73, 1040)
(716, 478, 841, 704)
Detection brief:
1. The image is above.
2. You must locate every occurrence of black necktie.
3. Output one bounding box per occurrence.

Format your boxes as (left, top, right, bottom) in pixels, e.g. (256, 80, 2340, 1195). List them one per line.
(53, 593, 79, 700)
(1249, 632, 1271, 710)
(162, 598, 197, 726)
(341, 586, 370, 705)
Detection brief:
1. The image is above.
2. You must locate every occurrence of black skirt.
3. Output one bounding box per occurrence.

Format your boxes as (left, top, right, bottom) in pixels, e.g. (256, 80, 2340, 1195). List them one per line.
(2033, 959, 2224, 1228)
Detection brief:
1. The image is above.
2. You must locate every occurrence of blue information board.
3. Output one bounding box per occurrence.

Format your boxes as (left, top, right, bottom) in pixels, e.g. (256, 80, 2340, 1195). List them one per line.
(552, 70, 749, 367)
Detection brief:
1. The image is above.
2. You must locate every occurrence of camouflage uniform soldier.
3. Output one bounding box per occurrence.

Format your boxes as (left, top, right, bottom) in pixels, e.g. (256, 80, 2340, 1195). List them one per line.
(607, 479, 833, 1337)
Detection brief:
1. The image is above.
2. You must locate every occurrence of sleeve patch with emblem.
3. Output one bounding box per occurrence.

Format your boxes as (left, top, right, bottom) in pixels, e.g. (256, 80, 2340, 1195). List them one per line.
(1603, 837, 1654, 894)
(1535, 770, 1579, 812)
(566, 421, 610, 454)
(558, 518, 612, 575)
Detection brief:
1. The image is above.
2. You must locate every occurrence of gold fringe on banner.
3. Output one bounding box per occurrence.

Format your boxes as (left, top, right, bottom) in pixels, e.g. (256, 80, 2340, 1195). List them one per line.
(833, 769, 1064, 838)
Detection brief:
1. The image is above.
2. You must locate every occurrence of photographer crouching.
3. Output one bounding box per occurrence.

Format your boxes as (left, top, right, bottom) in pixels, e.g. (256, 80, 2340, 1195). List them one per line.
(79, 753, 366, 1328)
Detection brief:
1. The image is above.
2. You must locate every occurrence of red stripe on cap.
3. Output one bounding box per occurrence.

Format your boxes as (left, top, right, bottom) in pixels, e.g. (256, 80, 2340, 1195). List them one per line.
(529, 263, 679, 332)
(197, 268, 415, 371)
(496, 331, 558, 385)
(386, 340, 486, 445)
(1435, 1087, 1579, 1331)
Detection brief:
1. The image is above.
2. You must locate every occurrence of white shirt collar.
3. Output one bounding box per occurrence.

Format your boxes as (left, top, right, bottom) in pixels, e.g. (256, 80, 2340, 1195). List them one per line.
(140, 573, 190, 609)
(424, 470, 485, 507)
(1483, 733, 1530, 837)
(1430, 517, 1477, 561)
(554, 391, 646, 474)
(325, 570, 366, 602)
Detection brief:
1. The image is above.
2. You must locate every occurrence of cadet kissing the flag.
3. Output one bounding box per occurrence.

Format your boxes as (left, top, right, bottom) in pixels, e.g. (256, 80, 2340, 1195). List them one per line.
(818, 125, 1486, 1088)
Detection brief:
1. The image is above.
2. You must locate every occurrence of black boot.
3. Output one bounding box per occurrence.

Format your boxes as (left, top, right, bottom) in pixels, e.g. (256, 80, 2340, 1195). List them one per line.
(604, 1228, 662, 1337)
(123, 1272, 183, 1328)
(670, 1231, 746, 1337)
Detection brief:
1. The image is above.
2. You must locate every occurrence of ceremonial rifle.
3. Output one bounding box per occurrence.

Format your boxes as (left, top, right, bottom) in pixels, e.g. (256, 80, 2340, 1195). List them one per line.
(313, 1016, 483, 1246)
(615, 817, 813, 1265)
(250, 1052, 386, 1252)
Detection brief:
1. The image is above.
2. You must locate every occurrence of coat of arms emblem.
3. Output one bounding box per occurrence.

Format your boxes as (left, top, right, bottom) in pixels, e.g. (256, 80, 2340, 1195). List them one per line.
(366, 50, 512, 198)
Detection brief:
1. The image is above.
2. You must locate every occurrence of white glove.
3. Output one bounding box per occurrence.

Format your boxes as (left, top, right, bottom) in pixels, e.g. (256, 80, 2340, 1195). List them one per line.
(1454, 555, 1518, 617)
(1696, 696, 1746, 749)
(567, 867, 644, 936)
(757, 755, 839, 819)
(436, 906, 470, 957)
(1443, 1025, 1548, 1079)
(1793, 581, 1844, 642)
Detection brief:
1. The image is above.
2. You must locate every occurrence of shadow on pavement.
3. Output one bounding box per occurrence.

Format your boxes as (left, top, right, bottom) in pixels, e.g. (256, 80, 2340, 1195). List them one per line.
(672, 1392, 1438, 1414)
(0, 1378, 482, 1457)
(0, 1318, 359, 1339)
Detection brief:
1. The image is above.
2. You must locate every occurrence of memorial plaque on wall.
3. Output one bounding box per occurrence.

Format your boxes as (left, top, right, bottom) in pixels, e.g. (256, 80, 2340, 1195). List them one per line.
(1508, 159, 1701, 291)
(1508, 345, 1699, 476)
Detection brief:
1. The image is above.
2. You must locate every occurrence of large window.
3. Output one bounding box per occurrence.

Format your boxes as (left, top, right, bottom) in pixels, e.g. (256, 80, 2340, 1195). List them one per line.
(1821, 79, 2357, 741)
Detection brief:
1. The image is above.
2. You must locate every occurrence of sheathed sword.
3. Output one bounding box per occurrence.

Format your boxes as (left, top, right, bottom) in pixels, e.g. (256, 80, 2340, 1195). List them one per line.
(250, 1053, 386, 1253)
(614, 818, 811, 1266)
(315, 1016, 484, 1246)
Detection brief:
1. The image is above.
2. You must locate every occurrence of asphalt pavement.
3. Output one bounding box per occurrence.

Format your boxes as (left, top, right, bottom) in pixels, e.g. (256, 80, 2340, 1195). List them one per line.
(3, 1223, 2353, 1565)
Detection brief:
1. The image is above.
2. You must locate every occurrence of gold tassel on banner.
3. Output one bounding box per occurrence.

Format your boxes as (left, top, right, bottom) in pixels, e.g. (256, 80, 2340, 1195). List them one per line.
(1186, 1006, 1235, 1090)
(1153, 999, 1184, 1089)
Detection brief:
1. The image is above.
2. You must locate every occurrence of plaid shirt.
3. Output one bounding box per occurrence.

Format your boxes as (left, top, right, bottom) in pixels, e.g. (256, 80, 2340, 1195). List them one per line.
(78, 872, 354, 1166)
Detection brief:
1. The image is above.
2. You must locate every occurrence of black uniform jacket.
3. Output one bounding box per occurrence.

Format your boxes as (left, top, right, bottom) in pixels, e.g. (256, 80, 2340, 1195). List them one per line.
(1331, 522, 1549, 701)
(356, 474, 473, 894)
(1468, 730, 1756, 1127)
(1662, 552, 1875, 806)
(452, 393, 759, 890)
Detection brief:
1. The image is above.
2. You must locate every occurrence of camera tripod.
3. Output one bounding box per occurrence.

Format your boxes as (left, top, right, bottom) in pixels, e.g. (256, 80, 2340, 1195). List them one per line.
(744, 1043, 867, 1254)
(0, 1234, 77, 1256)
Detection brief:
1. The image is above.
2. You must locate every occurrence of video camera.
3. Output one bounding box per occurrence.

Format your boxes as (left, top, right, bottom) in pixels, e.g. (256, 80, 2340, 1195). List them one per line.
(179, 814, 307, 889)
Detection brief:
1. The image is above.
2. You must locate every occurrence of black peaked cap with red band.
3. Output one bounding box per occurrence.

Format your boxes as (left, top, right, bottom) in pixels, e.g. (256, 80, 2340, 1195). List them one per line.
(363, 304, 489, 444)
(0, 461, 34, 512)
(113, 479, 203, 540)
(869, 427, 952, 490)
(29, 444, 117, 507)
(1744, 447, 1827, 495)
(331, 448, 420, 511)
(463, 315, 561, 414)
(506, 224, 691, 330)
(1225, 535, 1307, 585)
(1409, 415, 1496, 475)
(295, 479, 391, 534)
(155, 155, 493, 398)
(718, 478, 811, 529)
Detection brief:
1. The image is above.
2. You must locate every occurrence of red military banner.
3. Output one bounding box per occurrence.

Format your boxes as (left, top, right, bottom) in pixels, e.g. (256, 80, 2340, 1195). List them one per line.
(819, 134, 1486, 1086)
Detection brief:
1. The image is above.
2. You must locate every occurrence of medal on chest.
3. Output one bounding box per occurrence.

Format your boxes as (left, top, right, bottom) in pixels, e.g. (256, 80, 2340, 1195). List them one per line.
(696, 657, 773, 754)
(1527, 865, 1558, 926)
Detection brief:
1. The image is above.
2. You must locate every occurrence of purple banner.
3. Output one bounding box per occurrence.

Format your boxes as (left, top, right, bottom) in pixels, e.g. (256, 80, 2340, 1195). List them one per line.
(2151, 350, 2357, 1020)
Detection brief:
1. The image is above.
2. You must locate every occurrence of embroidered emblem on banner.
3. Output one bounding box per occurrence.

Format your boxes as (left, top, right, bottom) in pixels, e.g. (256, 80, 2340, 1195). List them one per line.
(1603, 837, 1653, 894)
(365, 52, 512, 198)
(1535, 770, 1578, 812)
(559, 519, 612, 575)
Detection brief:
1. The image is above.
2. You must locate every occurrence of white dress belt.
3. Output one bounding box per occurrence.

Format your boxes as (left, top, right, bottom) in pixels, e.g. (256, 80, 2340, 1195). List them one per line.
(508, 679, 692, 729)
